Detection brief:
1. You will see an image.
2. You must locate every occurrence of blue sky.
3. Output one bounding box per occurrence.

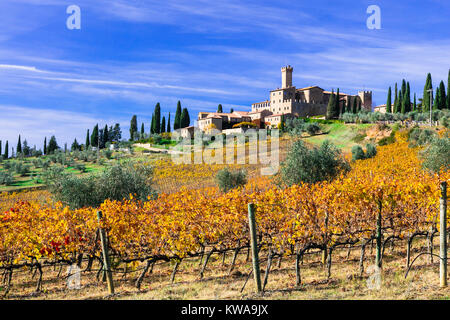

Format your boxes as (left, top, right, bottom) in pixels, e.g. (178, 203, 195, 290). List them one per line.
(1, 0, 450, 150)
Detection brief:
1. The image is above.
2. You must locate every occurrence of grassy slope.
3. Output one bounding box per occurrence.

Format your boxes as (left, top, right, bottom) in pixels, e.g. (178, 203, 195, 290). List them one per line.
(303, 123, 373, 152)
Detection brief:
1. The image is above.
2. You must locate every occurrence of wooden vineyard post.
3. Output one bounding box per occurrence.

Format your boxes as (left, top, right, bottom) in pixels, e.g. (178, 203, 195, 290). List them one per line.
(440, 181, 447, 288)
(375, 201, 382, 269)
(248, 203, 262, 293)
(97, 210, 115, 295)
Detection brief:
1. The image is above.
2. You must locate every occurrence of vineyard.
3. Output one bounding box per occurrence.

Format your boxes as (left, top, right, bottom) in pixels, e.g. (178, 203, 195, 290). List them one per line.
(0, 131, 449, 298)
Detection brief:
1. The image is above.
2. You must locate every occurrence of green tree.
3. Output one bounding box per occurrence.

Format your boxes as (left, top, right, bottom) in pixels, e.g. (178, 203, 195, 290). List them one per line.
(91, 124, 99, 147)
(161, 116, 166, 133)
(4, 141, 8, 159)
(217, 104, 223, 113)
(180, 108, 190, 128)
(154, 103, 161, 134)
(150, 113, 155, 134)
(434, 87, 440, 110)
(393, 83, 398, 113)
(71, 139, 80, 151)
(402, 81, 411, 113)
(44, 137, 47, 155)
(85, 129, 90, 148)
(447, 70, 450, 109)
(130, 115, 138, 141)
(438, 80, 446, 109)
(335, 88, 340, 116)
(326, 89, 336, 119)
(111, 123, 122, 142)
(47, 136, 59, 154)
(167, 113, 171, 132)
(140, 122, 145, 136)
(230, 108, 234, 113)
(17, 135, 22, 155)
(174, 101, 182, 130)
(423, 73, 433, 112)
(280, 139, 350, 186)
(0, 140, 2, 156)
(421, 136, 450, 173)
(386, 86, 392, 113)
(102, 125, 109, 148)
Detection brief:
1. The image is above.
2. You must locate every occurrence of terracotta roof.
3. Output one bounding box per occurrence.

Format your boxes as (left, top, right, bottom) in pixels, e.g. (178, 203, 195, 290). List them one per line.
(323, 91, 352, 96)
(297, 86, 323, 91)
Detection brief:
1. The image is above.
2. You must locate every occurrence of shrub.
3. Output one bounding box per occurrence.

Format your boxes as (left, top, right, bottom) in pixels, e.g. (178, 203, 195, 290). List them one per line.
(14, 162, 31, 176)
(103, 149, 113, 159)
(46, 162, 157, 209)
(215, 168, 247, 193)
(408, 128, 436, 147)
(0, 171, 14, 185)
(351, 145, 366, 161)
(365, 143, 377, 158)
(305, 123, 321, 136)
(440, 116, 449, 128)
(280, 140, 350, 186)
(421, 137, 450, 173)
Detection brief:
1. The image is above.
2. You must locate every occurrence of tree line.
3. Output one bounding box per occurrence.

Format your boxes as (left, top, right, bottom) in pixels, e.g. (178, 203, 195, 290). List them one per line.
(386, 70, 450, 113)
(129, 100, 191, 140)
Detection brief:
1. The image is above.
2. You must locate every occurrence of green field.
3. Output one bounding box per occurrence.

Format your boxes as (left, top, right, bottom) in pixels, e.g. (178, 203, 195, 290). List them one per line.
(303, 122, 375, 152)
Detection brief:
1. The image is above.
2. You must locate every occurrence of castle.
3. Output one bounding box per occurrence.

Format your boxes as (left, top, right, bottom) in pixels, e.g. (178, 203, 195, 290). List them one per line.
(197, 66, 372, 132)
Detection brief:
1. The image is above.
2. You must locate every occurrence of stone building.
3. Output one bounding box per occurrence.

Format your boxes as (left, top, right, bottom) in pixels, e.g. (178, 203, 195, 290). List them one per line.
(252, 66, 372, 117)
(197, 65, 373, 132)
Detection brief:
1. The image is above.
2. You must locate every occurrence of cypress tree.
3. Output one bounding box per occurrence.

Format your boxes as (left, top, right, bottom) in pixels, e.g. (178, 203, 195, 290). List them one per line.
(438, 80, 446, 109)
(230, 108, 234, 113)
(401, 79, 407, 113)
(447, 69, 450, 109)
(386, 86, 392, 113)
(4, 141, 8, 159)
(357, 100, 361, 112)
(180, 108, 190, 128)
(401, 82, 411, 113)
(342, 100, 347, 114)
(167, 113, 171, 132)
(130, 115, 138, 141)
(17, 135, 22, 155)
(217, 104, 223, 113)
(85, 130, 90, 148)
(393, 83, 399, 113)
(434, 87, 439, 110)
(44, 137, 47, 155)
(413, 93, 417, 111)
(423, 73, 433, 112)
(0, 140, 2, 157)
(150, 113, 155, 134)
(91, 124, 99, 147)
(141, 123, 145, 136)
(398, 90, 403, 113)
(174, 101, 182, 130)
(335, 88, 340, 116)
(326, 90, 336, 119)
(154, 103, 161, 134)
(103, 124, 109, 147)
(161, 116, 166, 133)
(48, 136, 58, 154)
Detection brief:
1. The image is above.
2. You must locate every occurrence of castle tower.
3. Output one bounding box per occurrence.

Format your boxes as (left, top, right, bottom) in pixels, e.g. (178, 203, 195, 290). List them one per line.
(358, 91, 373, 111)
(281, 65, 293, 88)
